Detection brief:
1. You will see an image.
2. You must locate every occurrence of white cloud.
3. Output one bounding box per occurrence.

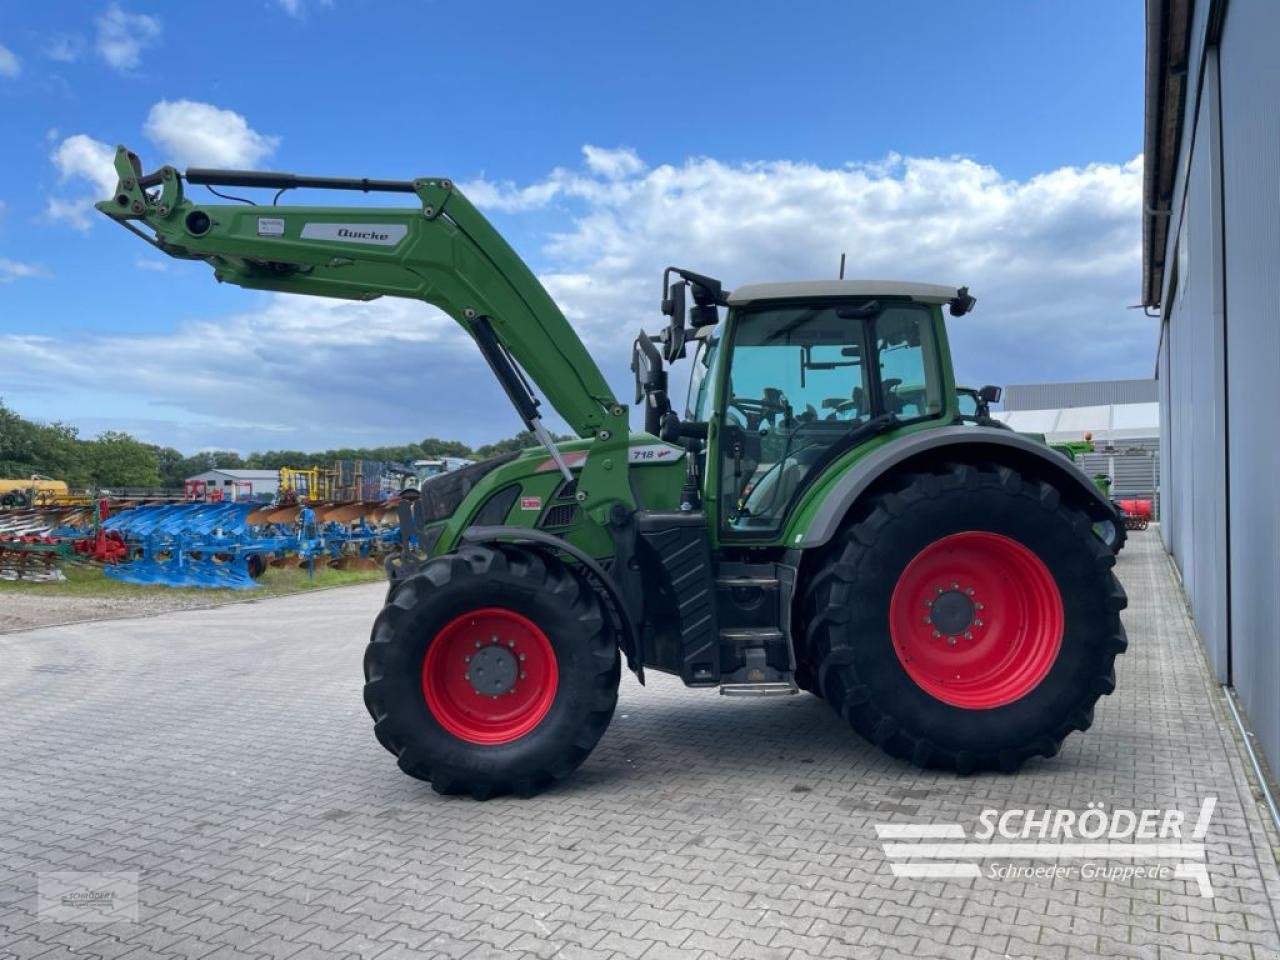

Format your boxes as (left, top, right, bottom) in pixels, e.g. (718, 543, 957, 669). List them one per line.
(143, 99, 279, 168)
(44, 34, 85, 63)
(276, 0, 332, 18)
(461, 150, 1149, 393)
(46, 134, 117, 230)
(95, 4, 161, 71)
(0, 294, 501, 451)
(0, 258, 47, 282)
(583, 145, 644, 180)
(12, 147, 1150, 451)
(0, 43, 20, 78)
(135, 257, 167, 272)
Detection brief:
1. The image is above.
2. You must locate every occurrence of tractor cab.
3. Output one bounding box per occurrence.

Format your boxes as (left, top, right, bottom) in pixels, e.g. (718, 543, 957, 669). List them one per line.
(636, 273, 978, 544)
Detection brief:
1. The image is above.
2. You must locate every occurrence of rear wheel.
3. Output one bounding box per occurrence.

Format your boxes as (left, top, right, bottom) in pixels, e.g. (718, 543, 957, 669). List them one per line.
(363, 543, 620, 798)
(802, 462, 1127, 773)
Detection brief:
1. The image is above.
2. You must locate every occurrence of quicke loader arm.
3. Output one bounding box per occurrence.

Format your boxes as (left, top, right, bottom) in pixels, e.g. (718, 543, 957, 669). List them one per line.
(96, 146, 635, 515)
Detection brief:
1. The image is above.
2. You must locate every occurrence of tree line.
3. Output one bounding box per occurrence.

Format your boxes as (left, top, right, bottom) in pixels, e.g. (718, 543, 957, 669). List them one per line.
(0, 399, 564, 490)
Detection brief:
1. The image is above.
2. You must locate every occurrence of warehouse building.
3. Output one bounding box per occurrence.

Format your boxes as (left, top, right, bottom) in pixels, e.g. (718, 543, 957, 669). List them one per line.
(1144, 0, 1279, 775)
(184, 468, 279, 501)
(992, 379, 1160, 509)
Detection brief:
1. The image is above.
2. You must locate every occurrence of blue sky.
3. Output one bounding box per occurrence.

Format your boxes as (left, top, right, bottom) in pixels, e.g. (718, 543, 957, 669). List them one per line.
(0, 1, 1148, 453)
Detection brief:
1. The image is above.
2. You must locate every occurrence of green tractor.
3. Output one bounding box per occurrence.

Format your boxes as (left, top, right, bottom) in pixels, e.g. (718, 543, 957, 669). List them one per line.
(99, 149, 1127, 798)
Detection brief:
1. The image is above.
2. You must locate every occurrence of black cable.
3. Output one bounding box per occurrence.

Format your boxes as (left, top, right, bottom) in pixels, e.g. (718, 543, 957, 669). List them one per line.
(272, 187, 290, 205)
(204, 184, 256, 205)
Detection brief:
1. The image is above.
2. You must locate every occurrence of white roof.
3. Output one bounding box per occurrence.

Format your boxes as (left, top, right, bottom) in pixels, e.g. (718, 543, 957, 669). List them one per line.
(727, 280, 960, 306)
(991, 402, 1159, 443)
(203, 469, 280, 479)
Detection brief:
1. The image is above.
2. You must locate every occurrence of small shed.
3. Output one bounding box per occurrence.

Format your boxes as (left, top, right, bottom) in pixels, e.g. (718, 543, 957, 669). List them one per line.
(184, 468, 280, 500)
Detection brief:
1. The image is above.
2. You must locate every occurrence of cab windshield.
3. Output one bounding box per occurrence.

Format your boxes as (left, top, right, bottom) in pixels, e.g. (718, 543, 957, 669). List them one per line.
(717, 300, 941, 536)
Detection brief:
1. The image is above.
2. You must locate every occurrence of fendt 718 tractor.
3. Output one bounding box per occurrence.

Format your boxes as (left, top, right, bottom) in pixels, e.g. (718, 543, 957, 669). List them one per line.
(99, 148, 1127, 798)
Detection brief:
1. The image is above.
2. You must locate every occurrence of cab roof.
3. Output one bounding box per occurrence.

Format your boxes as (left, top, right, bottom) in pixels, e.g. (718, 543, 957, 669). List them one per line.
(726, 280, 961, 306)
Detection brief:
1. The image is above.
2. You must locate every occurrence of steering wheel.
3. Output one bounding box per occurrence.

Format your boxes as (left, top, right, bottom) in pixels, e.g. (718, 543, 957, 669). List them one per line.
(728, 388, 789, 429)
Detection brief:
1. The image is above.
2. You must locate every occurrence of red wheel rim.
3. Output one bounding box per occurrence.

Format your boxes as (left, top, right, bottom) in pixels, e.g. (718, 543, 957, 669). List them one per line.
(889, 531, 1063, 709)
(422, 607, 559, 744)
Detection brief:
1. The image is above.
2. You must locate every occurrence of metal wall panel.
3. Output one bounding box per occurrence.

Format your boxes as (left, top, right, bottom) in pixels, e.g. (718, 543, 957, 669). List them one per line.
(1158, 334, 1171, 551)
(1159, 42, 1231, 682)
(1002, 379, 1158, 411)
(1219, 0, 1280, 776)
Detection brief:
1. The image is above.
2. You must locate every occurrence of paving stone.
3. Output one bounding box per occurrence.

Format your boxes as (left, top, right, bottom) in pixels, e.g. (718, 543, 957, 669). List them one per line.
(0, 534, 1276, 960)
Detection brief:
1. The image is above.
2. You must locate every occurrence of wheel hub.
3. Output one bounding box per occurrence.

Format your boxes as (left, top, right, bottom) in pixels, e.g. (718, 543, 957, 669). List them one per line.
(421, 607, 558, 744)
(929, 589, 975, 636)
(889, 531, 1064, 709)
(467, 643, 519, 696)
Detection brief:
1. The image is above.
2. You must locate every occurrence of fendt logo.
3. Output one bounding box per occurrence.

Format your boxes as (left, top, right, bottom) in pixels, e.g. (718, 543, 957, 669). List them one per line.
(876, 797, 1217, 897)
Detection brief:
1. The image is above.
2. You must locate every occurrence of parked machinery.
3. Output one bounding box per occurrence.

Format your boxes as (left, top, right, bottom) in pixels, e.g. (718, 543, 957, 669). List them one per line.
(100, 148, 1128, 797)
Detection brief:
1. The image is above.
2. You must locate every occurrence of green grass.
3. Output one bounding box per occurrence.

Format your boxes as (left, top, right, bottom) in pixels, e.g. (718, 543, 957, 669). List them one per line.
(0, 560, 385, 599)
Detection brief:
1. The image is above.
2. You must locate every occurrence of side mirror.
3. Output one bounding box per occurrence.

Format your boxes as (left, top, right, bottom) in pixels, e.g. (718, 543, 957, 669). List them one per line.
(660, 281, 687, 363)
(689, 302, 719, 327)
(631, 330, 670, 434)
(949, 286, 977, 317)
(632, 330, 664, 400)
(977, 384, 1002, 404)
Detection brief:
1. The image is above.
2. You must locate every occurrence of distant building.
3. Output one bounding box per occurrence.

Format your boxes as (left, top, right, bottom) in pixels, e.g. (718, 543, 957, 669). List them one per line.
(185, 468, 279, 500)
(1001, 378, 1158, 412)
(1142, 0, 1280, 778)
(991, 384, 1160, 508)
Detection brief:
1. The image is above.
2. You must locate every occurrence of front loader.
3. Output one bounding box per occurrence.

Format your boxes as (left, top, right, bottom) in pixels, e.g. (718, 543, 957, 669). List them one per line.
(99, 148, 1127, 798)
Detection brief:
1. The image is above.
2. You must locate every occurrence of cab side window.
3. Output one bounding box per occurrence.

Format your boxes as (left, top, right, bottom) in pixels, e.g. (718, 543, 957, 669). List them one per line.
(875, 306, 942, 421)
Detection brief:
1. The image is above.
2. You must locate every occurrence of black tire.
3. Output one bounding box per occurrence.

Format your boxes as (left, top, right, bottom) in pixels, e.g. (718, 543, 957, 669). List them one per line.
(363, 542, 620, 799)
(246, 553, 267, 579)
(801, 461, 1127, 774)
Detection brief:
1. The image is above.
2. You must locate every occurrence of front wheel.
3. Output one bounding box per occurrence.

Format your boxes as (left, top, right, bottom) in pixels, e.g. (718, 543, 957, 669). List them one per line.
(802, 462, 1127, 773)
(363, 543, 620, 799)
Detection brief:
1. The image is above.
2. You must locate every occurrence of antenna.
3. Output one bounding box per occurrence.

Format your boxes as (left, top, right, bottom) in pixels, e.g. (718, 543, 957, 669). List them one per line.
(838, 252, 846, 279)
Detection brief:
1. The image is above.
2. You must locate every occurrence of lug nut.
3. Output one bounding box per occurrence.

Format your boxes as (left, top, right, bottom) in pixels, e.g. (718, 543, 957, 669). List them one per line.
(518, 653, 526, 661)
(964, 631, 973, 640)
(950, 581, 959, 589)
(947, 637, 957, 646)
(965, 587, 975, 596)
(975, 619, 983, 627)
(932, 630, 941, 638)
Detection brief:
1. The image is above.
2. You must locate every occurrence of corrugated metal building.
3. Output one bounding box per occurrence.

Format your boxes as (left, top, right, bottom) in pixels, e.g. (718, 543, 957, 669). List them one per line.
(1002, 378, 1158, 412)
(185, 468, 280, 500)
(1144, 0, 1279, 776)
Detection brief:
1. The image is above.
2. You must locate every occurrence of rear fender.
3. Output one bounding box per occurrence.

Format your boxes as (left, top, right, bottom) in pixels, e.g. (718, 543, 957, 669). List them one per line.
(795, 425, 1119, 550)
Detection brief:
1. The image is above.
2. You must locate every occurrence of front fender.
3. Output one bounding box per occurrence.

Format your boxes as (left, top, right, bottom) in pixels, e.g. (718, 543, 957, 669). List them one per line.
(795, 425, 1118, 550)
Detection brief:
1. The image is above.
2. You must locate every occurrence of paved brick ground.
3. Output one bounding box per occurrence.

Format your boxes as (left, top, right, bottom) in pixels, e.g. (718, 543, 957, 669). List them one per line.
(1, 531, 1278, 960)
